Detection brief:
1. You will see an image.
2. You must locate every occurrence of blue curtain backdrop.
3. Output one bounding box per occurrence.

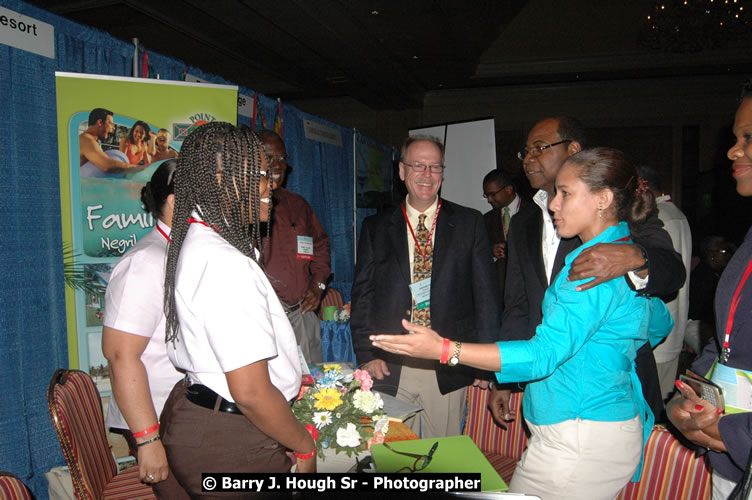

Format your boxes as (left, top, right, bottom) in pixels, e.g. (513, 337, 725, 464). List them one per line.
(1, 0, 393, 497)
(0, 8, 68, 498)
(282, 106, 355, 300)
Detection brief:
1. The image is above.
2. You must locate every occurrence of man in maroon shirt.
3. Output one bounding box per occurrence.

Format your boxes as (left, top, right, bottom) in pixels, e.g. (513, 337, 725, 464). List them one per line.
(260, 130, 331, 363)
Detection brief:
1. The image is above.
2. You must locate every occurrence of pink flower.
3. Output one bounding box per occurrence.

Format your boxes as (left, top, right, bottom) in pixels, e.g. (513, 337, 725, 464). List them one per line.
(367, 431, 385, 450)
(354, 369, 373, 392)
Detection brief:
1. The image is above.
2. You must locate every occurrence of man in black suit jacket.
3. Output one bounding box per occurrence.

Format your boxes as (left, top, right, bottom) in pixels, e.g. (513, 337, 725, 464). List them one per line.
(351, 136, 500, 438)
(490, 117, 685, 425)
(483, 169, 526, 311)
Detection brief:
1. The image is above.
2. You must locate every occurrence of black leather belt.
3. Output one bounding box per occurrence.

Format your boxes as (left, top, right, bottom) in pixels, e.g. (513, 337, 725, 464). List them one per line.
(186, 384, 242, 415)
(283, 302, 301, 313)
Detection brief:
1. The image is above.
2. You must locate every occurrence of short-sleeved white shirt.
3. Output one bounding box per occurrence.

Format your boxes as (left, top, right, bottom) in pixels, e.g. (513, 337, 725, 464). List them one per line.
(104, 220, 184, 429)
(167, 220, 302, 402)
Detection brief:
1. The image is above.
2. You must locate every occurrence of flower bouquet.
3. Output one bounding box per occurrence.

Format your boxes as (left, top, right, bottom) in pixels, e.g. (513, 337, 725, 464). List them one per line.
(292, 364, 389, 460)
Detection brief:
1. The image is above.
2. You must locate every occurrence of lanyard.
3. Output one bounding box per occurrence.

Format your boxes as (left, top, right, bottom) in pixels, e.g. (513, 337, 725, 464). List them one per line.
(722, 256, 752, 363)
(156, 222, 171, 243)
(402, 199, 442, 259)
(188, 217, 220, 231)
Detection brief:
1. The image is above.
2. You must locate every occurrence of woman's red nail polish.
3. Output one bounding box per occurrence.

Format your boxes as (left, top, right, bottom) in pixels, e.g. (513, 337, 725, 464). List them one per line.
(675, 380, 685, 389)
(695, 404, 704, 411)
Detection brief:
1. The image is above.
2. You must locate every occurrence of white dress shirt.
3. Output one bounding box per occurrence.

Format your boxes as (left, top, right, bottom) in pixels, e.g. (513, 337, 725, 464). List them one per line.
(167, 219, 302, 402)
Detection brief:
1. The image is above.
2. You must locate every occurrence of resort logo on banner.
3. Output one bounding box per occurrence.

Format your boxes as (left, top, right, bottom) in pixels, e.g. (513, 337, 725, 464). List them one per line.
(173, 111, 217, 140)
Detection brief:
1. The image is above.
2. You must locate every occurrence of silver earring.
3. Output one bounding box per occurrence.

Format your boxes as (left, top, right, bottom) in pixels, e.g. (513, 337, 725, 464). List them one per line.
(598, 207, 603, 218)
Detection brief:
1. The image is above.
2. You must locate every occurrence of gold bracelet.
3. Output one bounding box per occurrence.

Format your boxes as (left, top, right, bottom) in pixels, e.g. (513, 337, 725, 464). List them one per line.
(448, 341, 462, 367)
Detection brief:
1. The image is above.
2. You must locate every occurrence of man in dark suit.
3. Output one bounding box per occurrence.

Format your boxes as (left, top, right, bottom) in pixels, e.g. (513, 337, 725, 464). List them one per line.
(482, 169, 525, 311)
(490, 117, 685, 425)
(351, 135, 500, 438)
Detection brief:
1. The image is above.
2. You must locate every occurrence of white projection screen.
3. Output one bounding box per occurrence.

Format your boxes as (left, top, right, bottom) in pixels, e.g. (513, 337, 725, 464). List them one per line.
(409, 118, 496, 215)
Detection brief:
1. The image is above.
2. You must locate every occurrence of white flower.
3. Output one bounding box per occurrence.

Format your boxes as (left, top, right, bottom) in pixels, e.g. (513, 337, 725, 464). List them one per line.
(373, 417, 390, 435)
(336, 423, 361, 448)
(313, 411, 332, 429)
(342, 373, 354, 384)
(352, 389, 384, 414)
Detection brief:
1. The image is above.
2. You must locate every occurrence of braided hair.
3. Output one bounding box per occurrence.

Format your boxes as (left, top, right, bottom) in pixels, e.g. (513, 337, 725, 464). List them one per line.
(164, 122, 270, 343)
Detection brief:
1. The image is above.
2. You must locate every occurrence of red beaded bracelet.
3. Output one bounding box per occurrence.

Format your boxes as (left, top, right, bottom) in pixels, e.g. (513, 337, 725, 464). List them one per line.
(294, 449, 316, 460)
(294, 424, 318, 460)
(440, 338, 451, 364)
(132, 423, 159, 438)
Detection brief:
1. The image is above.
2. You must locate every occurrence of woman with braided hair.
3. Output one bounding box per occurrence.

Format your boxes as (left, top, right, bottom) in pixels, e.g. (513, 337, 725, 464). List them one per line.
(159, 123, 315, 495)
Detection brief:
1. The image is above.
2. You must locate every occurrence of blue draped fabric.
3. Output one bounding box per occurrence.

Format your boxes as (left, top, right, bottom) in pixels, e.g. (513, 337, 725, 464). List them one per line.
(320, 321, 357, 365)
(1, 3, 69, 496)
(0, 1, 390, 496)
(282, 106, 355, 287)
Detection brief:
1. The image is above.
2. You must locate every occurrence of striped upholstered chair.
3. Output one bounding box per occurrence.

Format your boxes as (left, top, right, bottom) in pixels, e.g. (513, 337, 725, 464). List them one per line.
(463, 385, 528, 484)
(464, 386, 712, 498)
(0, 471, 34, 499)
(318, 287, 345, 319)
(47, 369, 156, 500)
(616, 425, 711, 500)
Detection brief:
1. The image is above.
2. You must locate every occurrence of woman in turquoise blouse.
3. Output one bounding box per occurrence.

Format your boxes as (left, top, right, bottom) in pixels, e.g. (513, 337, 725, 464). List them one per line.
(371, 147, 673, 500)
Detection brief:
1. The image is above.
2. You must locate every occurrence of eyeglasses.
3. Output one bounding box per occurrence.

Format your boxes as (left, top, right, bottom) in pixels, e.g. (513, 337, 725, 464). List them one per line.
(402, 161, 445, 174)
(382, 441, 438, 473)
(483, 185, 509, 199)
(265, 153, 288, 164)
(517, 139, 571, 161)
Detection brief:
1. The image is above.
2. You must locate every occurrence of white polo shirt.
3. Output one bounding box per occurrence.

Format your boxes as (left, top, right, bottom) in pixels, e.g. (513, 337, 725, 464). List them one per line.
(104, 220, 184, 429)
(167, 220, 301, 402)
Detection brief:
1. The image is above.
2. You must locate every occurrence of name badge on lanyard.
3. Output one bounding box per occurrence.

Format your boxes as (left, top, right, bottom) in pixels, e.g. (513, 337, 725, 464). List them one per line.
(709, 360, 752, 414)
(297, 235, 314, 260)
(409, 278, 431, 309)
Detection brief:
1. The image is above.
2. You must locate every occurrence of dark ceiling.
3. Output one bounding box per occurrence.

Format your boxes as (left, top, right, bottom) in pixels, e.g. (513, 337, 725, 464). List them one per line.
(25, 0, 752, 111)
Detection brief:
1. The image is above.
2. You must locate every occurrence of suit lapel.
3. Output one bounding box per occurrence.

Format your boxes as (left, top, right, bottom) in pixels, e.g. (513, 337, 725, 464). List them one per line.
(432, 199, 452, 283)
(488, 208, 504, 244)
(528, 210, 548, 289)
(552, 237, 580, 282)
(388, 205, 411, 284)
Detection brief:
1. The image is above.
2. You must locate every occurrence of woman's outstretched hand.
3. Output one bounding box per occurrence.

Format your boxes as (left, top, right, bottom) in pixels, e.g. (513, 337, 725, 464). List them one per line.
(370, 319, 444, 361)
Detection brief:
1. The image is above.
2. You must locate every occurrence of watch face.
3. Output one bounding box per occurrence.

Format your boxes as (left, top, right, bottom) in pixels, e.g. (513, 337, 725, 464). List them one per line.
(448, 356, 459, 366)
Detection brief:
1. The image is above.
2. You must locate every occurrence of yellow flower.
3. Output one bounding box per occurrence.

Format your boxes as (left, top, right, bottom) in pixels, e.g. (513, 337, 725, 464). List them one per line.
(323, 363, 342, 373)
(313, 388, 344, 410)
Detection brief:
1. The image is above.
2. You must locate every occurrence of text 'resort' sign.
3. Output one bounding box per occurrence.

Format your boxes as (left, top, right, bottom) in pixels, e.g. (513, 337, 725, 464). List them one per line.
(0, 6, 54, 59)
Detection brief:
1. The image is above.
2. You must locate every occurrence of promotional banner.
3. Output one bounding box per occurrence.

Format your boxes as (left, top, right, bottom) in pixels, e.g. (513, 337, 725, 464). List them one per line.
(56, 72, 238, 391)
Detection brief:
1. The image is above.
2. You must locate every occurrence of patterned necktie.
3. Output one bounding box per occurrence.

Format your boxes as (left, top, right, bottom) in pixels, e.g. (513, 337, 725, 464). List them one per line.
(412, 214, 433, 327)
(503, 206, 511, 238)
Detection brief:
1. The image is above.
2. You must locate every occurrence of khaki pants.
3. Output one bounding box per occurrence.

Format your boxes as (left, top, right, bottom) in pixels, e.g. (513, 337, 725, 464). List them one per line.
(510, 416, 642, 500)
(285, 306, 322, 364)
(397, 360, 466, 438)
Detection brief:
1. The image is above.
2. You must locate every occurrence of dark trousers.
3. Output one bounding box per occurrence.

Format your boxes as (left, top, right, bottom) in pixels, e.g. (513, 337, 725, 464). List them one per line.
(159, 380, 291, 498)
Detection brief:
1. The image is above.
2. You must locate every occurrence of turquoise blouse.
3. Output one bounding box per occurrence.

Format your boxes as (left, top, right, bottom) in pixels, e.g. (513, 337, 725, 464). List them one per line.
(496, 222, 673, 480)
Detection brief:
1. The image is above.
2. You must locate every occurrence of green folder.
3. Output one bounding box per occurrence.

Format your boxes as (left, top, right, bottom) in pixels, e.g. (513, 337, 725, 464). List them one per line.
(371, 435, 508, 492)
